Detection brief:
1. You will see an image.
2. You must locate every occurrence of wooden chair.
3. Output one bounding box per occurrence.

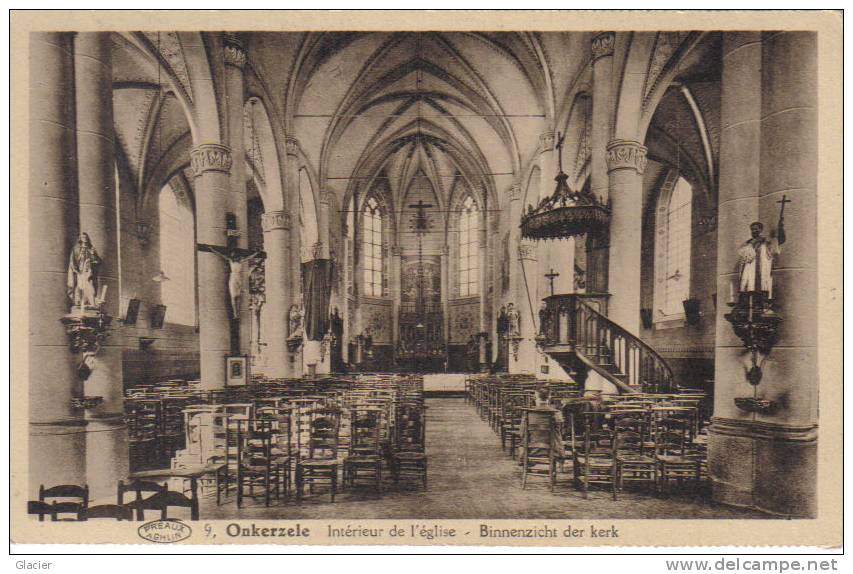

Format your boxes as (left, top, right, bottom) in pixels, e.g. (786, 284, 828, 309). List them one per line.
(117, 479, 167, 521)
(612, 415, 656, 499)
(296, 409, 341, 502)
(343, 407, 383, 491)
(655, 418, 702, 493)
(520, 409, 559, 491)
(500, 393, 529, 458)
(39, 484, 88, 521)
(236, 419, 284, 508)
(256, 406, 293, 499)
(573, 413, 615, 499)
(136, 489, 199, 521)
(391, 402, 427, 489)
(27, 500, 57, 522)
(83, 504, 134, 521)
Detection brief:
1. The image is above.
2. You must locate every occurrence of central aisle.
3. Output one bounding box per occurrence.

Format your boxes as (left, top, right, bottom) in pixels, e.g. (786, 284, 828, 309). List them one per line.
(203, 398, 764, 519)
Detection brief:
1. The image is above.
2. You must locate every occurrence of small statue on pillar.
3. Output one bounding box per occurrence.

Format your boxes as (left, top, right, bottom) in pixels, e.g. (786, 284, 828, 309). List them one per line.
(506, 302, 521, 338)
(248, 257, 266, 356)
(288, 303, 304, 339)
(736, 206, 787, 310)
(67, 232, 104, 311)
(62, 232, 111, 386)
(725, 196, 790, 394)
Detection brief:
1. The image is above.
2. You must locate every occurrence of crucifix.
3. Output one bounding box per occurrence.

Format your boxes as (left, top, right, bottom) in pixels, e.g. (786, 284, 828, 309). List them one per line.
(197, 212, 266, 355)
(545, 268, 560, 296)
(408, 200, 434, 326)
(409, 199, 433, 232)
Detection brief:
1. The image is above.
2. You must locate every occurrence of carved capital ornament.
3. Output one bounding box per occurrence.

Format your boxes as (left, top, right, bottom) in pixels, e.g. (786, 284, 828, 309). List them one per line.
(539, 130, 556, 153)
(190, 144, 233, 176)
(261, 210, 290, 232)
(508, 183, 522, 201)
(606, 139, 647, 174)
(591, 32, 615, 61)
(517, 241, 537, 262)
(223, 33, 247, 69)
(285, 136, 300, 157)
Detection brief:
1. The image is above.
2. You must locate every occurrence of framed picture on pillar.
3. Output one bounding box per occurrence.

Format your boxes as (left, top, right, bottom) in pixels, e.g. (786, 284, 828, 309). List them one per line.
(225, 355, 249, 387)
(150, 304, 167, 329)
(124, 298, 141, 326)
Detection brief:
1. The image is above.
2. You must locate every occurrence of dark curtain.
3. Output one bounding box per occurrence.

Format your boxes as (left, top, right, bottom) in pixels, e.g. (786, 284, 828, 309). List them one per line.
(302, 258, 333, 340)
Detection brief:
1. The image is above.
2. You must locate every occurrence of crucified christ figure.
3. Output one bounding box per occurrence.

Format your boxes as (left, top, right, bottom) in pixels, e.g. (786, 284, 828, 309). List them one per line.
(208, 247, 262, 319)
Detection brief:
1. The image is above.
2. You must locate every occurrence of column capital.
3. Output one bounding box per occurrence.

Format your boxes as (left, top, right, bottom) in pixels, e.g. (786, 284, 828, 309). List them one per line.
(518, 241, 537, 262)
(223, 33, 247, 69)
(508, 183, 522, 201)
(190, 143, 232, 177)
(261, 210, 290, 232)
(391, 245, 402, 257)
(285, 136, 300, 157)
(539, 130, 556, 153)
(319, 190, 334, 206)
(591, 32, 616, 61)
(606, 139, 647, 174)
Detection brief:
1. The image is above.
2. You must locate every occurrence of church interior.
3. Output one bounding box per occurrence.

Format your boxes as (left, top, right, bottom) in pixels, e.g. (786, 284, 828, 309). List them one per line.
(27, 30, 818, 521)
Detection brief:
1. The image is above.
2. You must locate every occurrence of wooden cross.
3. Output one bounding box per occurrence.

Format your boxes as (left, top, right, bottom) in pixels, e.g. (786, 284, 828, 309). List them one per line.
(776, 195, 790, 245)
(545, 268, 560, 296)
(409, 199, 433, 232)
(197, 212, 266, 261)
(776, 194, 791, 218)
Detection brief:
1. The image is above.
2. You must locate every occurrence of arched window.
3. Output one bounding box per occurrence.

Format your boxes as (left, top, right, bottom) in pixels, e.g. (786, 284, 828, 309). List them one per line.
(657, 176, 692, 317)
(458, 195, 480, 297)
(158, 184, 196, 326)
(362, 196, 385, 297)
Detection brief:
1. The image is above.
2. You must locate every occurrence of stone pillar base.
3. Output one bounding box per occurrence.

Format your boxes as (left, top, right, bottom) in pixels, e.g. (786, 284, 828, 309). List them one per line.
(84, 416, 129, 502)
(709, 418, 817, 517)
(508, 338, 536, 374)
(28, 423, 88, 499)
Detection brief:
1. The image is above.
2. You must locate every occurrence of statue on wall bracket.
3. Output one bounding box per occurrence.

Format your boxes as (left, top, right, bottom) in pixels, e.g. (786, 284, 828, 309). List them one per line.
(725, 196, 790, 411)
(61, 233, 112, 391)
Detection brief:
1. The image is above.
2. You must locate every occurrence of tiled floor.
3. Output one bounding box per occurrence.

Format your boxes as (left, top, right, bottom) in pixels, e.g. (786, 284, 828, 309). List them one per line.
(201, 398, 766, 520)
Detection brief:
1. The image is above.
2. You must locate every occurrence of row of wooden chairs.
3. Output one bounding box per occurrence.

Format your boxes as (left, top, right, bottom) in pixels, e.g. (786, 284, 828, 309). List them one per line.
(466, 376, 709, 498)
(27, 481, 197, 521)
(520, 398, 708, 496)
(161, 374, 428, 507)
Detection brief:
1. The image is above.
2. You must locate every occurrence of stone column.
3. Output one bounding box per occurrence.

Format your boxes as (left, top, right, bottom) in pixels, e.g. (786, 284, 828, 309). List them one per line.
(391, 245, 402, 348)
(223, 35, 252, 356)
(606, 139, 647, 334)
(440, 245, 450, 348)
(74, 32, 128, 499)
(587, 32, 615, 295)
(192, 144, 232, 389)
(532, 131, 557, 373)
(709, 32, 818, 517)
(283, 137, 303, 377)
(590, 32, 615, 203)
(261, 211, 290, 377)
(478, 224, 489, 370)
(28, 32, 87, 496)
(501, 182, 522, 364)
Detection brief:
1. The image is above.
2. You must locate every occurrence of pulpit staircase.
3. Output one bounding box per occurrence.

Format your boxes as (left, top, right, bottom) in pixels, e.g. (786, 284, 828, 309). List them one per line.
(538, 294, 674, 394)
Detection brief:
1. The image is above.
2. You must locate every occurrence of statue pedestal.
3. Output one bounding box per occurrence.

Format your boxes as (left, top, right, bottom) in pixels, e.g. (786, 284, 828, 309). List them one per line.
(60, 308, 111, 354)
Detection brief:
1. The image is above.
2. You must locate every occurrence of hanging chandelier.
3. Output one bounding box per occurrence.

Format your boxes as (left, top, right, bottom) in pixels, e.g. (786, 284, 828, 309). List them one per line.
(520, 132, 610, 240)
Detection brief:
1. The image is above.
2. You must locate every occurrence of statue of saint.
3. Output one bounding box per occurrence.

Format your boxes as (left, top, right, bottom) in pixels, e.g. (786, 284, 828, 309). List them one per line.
(506, 302, 521, 337)
(210, 248, 261, 319)
(737, 216, 786, 300)
(497, 305, 508, 337)
(288, 304, 304, 338)
(67, 232, 102, 309)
